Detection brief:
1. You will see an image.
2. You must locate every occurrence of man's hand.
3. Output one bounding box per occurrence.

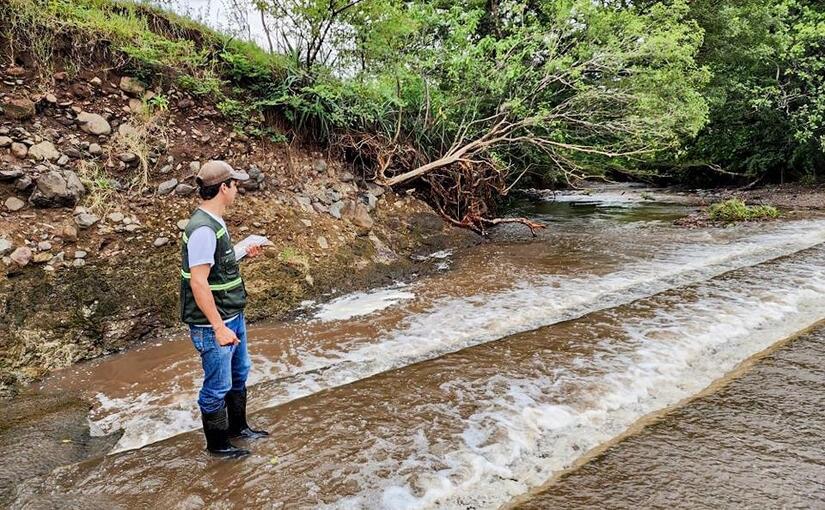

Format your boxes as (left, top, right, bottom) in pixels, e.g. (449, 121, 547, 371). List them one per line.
(246, 245, 263, 258)
(215, 324, 239, 346)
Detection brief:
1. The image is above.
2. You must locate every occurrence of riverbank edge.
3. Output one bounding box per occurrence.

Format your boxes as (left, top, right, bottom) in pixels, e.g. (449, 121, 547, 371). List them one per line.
(0, 199, 481, 506)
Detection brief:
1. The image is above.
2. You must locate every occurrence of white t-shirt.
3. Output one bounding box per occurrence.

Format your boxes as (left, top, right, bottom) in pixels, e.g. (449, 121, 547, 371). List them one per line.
(187, 209, 227, 268)
(187, 208, 237, 327)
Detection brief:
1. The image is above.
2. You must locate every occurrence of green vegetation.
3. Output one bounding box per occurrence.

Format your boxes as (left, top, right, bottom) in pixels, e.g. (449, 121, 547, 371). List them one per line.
(1, 0, 823, 227)
(76, 161, 118, 214)
(176, 72, 223, 98)
(675, 0, 825, 184)
(707, 198, 780, 222)
(277, 247, 310, 272)
(145, 93, 169, 112)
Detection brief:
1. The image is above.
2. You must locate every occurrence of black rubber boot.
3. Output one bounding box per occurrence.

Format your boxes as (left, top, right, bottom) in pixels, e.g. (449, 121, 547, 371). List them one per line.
(225, 388, 269, 439)
(201, 406, 250, 458)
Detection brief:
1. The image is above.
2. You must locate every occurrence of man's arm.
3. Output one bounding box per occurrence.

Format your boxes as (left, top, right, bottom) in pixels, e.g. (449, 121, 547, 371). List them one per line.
(190, 264, 239, 346)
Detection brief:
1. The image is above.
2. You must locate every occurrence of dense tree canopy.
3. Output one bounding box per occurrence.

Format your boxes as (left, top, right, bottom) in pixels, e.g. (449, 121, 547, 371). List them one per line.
(681, 0, 825, 184)
(8, 0, 821, 230)
(245, 0, 823, 190)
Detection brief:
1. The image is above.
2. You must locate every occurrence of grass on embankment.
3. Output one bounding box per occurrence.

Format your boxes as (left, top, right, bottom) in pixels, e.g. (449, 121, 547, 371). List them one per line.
(2, 0, 288, 79)
(1, 0, 397, 142)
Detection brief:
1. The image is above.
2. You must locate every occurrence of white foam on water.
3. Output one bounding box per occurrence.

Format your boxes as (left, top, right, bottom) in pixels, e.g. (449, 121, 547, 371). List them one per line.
(411, 249, 453, 261)
(547, 192, 638, 206)
(259, 220, 825, 406)
(537, 185, 691, 207)
(98, 353, 302, 453)
(313, 284, 416, 322)
(98, 220, 825, 452)
(326, 246, 825, 510)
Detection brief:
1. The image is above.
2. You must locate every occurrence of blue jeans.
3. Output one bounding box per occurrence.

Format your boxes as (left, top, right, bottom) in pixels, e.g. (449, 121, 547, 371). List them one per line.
(189, 313, 251, 414)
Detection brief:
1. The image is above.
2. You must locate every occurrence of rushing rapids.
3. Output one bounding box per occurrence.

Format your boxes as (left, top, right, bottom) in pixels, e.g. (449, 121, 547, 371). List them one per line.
(13, 191, 825, 509)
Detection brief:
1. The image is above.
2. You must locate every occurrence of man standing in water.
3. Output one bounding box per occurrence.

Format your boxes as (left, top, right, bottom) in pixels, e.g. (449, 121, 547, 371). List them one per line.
(180, 160, 269, 458)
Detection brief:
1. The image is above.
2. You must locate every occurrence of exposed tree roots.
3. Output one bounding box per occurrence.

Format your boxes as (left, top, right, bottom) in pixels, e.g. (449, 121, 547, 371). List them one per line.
(335, 133, 545, 236)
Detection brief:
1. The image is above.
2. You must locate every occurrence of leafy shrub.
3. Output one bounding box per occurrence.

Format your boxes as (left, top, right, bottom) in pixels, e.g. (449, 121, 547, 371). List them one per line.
(217, 98, 252, 122)
(799, 172, 819, 187)
(177, 72, 225, 98)
(146, 94, 169, 113)
(707, 198, 780, 222)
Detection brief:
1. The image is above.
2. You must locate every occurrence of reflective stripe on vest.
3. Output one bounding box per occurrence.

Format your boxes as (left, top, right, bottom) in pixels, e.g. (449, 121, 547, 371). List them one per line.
(180, 269, 243, 291)
(181, 227, 226, 245)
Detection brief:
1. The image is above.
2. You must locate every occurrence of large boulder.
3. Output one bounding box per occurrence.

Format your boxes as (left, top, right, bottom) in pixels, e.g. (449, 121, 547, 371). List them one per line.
(241, 165, 265, 191)
(0, 238, 13, 256)
(174, 183, 195, 196)
(28, 141, 60, 161)
(70, 83, 92, 99)
(75, 213, 99, 229)
(157, 178, 178, 195)
(366, 182, 386, 197)
(29, 170, 86, 208)
(11, 142, 28, 159)
(328, 201, 345, 219)
(128, 98, 143, 114)
(10, 247, 32, 267)
(15, 175, 33, 191)
(5, 197, 25, 211)
(119, 76, 146, 97)
(76, 112, 111, 136)
(0, 169, 23, 181)
(343, 200, 374, 229)
(118, 123, 139, 138)
(312, 159, 328, 173)
(3, 97, 35, 120)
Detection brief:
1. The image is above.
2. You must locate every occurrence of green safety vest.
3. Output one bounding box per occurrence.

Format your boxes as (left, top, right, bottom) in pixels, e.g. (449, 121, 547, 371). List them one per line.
(179, 209, 247, 325)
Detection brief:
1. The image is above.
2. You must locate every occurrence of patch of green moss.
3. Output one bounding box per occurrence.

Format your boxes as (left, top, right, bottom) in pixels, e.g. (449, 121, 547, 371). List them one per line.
(707, 198, 780, 223)
(243, 263, 308, 321)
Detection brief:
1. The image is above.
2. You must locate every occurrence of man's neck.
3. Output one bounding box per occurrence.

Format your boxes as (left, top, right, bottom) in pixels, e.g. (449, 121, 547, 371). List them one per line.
(199, 199, 225, 219)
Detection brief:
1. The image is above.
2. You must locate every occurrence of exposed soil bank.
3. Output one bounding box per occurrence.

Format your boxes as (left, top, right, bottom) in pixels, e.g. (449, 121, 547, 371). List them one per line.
(0, 61, 479, 505)
(0, 61, 480, 397)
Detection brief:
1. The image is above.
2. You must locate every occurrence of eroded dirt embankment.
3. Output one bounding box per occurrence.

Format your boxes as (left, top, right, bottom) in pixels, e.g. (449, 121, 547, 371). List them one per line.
(0, 16, 484, 497)
(0, 61, 479, 398)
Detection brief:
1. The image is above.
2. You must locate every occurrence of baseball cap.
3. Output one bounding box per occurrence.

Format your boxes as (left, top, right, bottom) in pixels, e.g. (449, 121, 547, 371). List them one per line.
(196, 160, 250, 187)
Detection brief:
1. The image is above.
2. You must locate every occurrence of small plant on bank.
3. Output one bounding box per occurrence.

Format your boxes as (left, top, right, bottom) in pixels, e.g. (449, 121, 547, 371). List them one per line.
(145, 93, 169, 113)
(177, 72, 225, 99)
(112, 110, 170, 193)
(707, 198, 780, 223)
(77, 161, 118, 214)
(268, 132, 289, 144)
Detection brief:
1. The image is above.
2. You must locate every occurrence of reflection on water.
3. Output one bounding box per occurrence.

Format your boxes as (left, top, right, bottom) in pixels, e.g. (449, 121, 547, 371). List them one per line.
(507, 196, 691, 226)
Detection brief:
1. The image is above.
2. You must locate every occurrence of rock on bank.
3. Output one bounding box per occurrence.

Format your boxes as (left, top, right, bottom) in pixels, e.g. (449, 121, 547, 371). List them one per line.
(0, 64, 478, 396)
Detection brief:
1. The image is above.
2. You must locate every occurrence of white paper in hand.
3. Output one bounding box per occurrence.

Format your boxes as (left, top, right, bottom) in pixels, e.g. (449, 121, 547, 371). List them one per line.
(234, 235, 273, 260)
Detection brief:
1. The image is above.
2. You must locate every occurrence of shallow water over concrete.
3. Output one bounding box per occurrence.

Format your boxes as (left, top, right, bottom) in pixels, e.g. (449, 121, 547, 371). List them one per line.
(510, 327, 825, 509)
(10, 188, 825, 509)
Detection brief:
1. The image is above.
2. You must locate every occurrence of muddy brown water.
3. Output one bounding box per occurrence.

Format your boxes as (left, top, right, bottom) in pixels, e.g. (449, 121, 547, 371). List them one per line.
(9, 188, 825, 509)
(509, 327, 825, 509)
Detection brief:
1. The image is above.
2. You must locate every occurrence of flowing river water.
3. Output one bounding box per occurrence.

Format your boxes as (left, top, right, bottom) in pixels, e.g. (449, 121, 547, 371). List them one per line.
(9, 188, 825, 509)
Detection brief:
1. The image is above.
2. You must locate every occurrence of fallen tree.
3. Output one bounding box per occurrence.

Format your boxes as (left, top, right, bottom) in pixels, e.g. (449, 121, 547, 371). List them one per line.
(333, 0, 709, 234)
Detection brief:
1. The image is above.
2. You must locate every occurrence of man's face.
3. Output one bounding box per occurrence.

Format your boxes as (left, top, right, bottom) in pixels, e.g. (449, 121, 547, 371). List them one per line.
(222, 179, 238, 204)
